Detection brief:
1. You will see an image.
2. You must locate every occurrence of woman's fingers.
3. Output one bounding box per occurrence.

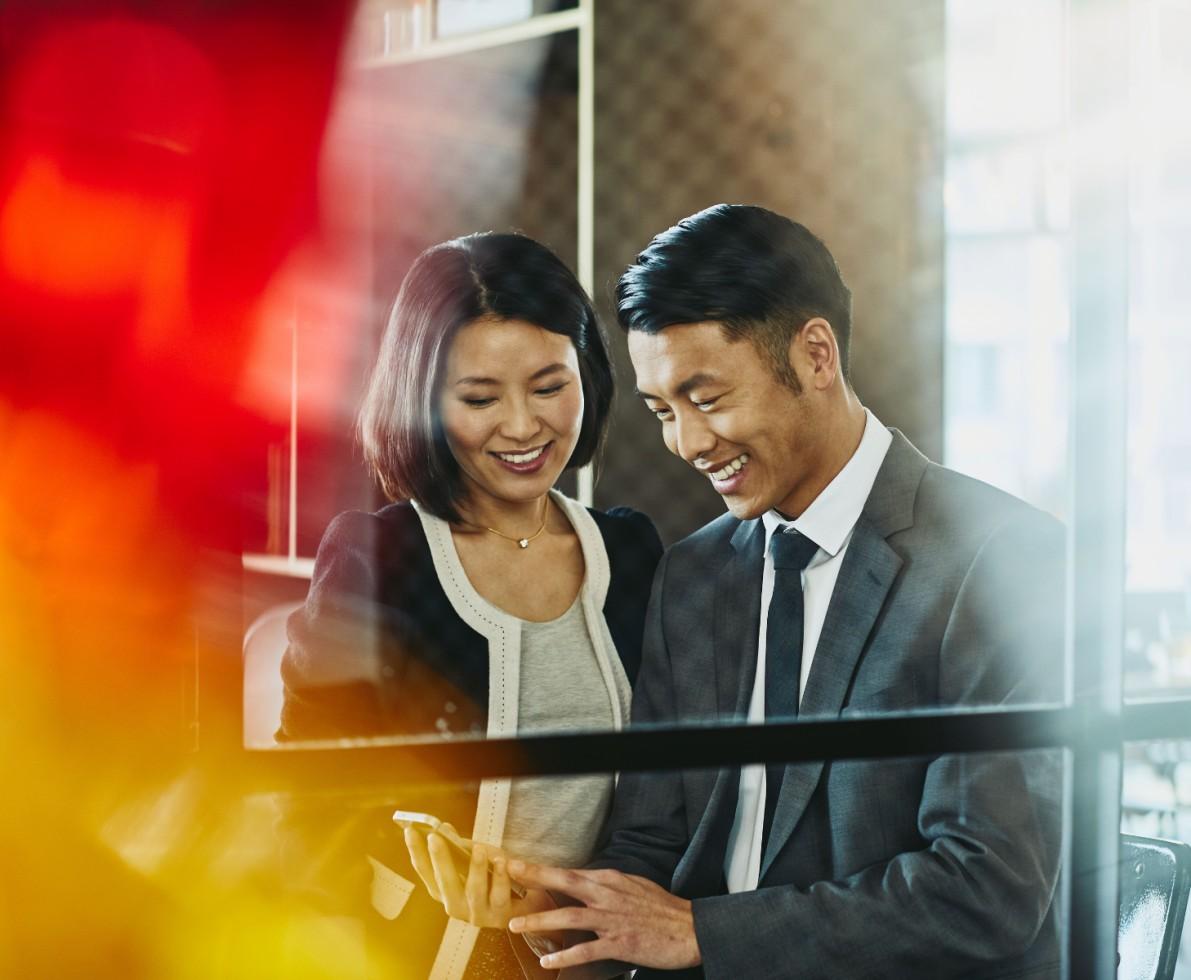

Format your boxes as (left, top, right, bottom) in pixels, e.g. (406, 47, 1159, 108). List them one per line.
(403, 827, 440, 901)
(428, 832, 468, 919)
(465, 843, 489, 920)
(405, 827, 514, 928)
(489, 854, 512, 916)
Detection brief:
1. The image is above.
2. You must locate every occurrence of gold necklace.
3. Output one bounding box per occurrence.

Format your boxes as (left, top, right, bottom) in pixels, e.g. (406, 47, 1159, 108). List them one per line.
(483, 498, 549, 549)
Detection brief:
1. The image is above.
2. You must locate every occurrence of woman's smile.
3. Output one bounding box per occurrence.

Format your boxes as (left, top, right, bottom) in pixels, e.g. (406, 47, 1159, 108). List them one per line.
(490, 441, 553, 475)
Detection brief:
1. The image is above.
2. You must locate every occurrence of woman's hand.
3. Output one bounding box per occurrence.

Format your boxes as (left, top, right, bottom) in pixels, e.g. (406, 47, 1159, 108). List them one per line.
(404, 825, 552, 929)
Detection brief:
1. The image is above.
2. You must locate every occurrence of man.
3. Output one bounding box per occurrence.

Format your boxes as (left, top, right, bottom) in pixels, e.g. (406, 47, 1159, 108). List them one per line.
(507, 204, 1065, 979)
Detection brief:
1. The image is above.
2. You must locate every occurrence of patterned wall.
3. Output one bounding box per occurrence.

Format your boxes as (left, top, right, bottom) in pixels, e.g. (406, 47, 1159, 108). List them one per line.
(590, 0, 945, 544)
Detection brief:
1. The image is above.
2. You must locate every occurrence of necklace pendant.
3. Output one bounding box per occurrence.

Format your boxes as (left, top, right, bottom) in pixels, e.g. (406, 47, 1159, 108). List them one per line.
(518, 538, 529, 549)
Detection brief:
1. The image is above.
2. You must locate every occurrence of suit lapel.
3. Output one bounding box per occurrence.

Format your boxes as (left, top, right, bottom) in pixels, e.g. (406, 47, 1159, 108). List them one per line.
(675, 520, 764, 895)
(673, 763, 739, 895)
(758, 431, 927, 880)
(800, 517, 903, 719)
(713, 519, 766, 718)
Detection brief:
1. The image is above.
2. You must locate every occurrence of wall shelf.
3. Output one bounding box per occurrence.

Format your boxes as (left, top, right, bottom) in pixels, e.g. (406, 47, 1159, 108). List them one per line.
(355, 7, 584, 69)
(242, 553, 316, 579)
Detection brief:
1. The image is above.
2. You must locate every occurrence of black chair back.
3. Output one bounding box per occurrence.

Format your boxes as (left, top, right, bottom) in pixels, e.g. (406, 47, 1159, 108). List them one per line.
(1118, 834, 1191, 980)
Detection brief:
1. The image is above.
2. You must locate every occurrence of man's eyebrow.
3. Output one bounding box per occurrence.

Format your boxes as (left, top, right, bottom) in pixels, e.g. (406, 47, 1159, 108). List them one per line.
(635, 373, 719, 400)
(454, 363, 568, 387)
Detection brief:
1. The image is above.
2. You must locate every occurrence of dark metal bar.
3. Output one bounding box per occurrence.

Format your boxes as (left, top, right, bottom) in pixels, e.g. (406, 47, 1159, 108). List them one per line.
(211, 698, 1191, 794)
(1066, 0, 1131, 975)
(1121, 698, 1191, 742)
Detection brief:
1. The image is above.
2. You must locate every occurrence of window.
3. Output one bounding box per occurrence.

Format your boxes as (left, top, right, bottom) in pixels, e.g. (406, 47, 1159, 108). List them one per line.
(218, 3, 1191, 978)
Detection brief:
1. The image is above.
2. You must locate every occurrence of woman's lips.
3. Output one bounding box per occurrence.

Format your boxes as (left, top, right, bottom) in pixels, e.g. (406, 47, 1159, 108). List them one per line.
(491, 441, 552, 475)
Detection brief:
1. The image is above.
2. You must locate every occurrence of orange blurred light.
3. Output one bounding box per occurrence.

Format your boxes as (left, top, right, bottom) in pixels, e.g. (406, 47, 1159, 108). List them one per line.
(1, 153, 189, 298)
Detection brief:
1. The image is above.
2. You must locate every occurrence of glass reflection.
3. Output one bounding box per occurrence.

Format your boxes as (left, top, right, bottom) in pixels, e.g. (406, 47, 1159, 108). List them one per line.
(271, 754, 1069, 978)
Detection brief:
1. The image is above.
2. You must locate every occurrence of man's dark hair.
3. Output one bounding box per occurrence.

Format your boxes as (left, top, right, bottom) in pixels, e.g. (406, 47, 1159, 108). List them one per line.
(359, 232, 613, 523)
(615, 204, 853, 388)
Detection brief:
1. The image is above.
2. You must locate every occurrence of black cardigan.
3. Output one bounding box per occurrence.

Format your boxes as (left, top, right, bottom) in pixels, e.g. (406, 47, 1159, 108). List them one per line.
(281, 500, 662, 740)
(277, 501, 662, 977)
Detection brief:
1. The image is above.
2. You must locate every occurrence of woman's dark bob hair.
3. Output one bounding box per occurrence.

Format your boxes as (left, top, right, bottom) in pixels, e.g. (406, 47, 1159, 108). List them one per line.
(358, 232, 613, 524)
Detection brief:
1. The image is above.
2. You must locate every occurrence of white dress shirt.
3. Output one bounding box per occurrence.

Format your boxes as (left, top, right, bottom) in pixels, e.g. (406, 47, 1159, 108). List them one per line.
(724, 409, 893, 893)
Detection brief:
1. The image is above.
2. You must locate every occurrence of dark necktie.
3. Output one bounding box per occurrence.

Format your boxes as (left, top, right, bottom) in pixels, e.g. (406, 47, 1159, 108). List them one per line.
(762, 526, 819, 854)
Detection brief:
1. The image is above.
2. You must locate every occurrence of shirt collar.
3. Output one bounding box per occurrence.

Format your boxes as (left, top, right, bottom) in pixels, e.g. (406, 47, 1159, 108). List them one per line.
(761, 408, 893, 559)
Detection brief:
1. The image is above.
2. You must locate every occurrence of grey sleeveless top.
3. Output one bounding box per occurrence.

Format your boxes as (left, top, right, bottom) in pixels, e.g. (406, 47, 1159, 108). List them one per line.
(501, 597, 632, 867)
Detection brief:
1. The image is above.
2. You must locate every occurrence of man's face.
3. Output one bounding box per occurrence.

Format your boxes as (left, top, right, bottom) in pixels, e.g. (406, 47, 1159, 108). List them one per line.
(629, 321, 825, 520)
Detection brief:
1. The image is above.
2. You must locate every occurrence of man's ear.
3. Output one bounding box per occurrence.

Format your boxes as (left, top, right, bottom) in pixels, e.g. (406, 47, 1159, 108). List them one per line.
(788, 317, 838, 391)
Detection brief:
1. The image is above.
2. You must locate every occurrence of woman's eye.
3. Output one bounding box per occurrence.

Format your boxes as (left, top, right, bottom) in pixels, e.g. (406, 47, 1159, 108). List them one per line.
(462, 397, 495, 408)
(535, 383, 567, 396)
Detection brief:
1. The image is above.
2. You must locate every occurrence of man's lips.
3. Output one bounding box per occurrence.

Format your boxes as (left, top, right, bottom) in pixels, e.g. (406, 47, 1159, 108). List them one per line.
(700, 452, 749, 481)
(700, 452, 750, 494)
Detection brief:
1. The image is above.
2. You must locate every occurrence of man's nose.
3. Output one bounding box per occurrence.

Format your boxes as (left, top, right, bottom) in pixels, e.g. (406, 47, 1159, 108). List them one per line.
(673, 411, 715, 463)
(499, 396, 541, 443)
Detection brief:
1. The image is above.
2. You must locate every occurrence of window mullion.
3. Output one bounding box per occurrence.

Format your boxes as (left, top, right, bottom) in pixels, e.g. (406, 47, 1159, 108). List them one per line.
(1065, 0, 1130, 975)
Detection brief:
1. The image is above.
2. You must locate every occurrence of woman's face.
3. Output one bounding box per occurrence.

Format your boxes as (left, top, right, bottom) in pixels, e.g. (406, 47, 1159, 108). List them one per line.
(439, 317, 585, 516)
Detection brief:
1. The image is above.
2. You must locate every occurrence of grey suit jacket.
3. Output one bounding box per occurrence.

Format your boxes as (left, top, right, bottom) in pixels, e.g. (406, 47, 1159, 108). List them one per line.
(589, 431, 1065, 980)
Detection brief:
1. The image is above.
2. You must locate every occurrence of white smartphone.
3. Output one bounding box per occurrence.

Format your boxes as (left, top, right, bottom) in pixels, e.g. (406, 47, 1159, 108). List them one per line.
(393, 809, 525, 898)
(392, 810, 473, 858)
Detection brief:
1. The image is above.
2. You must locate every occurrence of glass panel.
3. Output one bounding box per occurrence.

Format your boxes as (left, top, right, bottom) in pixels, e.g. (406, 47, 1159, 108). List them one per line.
(243, 0, 1071, 746)
(943, 0, 1191, 703)
(234, 752, 1068, 977)
(1124, 0, 1191, 698)
(942, 0, 1070, 516)
(944, 234, 1069, 512)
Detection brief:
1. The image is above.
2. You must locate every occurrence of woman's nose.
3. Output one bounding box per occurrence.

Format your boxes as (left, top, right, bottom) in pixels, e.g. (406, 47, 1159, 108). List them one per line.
(499, 397, 541, 443)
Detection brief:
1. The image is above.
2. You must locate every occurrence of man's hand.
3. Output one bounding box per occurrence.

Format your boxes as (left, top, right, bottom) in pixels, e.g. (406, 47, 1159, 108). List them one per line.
(507, 862, 701, 971)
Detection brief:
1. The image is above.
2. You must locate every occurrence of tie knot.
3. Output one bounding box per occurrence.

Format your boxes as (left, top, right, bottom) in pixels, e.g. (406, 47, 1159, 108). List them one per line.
(769, 527, 819, 570)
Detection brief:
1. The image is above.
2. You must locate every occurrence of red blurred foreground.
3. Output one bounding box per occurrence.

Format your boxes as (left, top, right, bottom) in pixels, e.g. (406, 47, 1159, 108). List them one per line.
(0, 4, 399, 975)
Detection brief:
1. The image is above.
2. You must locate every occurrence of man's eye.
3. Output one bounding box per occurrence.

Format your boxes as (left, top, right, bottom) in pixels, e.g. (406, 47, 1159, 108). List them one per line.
(693, 396, 720, 412)
(651, 407, 673, 421)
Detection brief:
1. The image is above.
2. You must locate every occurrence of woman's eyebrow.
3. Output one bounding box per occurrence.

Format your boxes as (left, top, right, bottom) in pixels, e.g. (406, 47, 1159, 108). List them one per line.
(528, 362, 568, 380)
(454, 363, 569, 387)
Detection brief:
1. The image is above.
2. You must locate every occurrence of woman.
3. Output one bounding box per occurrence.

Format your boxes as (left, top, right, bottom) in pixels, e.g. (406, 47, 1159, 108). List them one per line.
(279, 232, 662, 979)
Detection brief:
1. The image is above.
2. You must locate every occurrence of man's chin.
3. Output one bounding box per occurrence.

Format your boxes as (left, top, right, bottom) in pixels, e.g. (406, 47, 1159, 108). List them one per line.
(722, 494, 765, 521)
